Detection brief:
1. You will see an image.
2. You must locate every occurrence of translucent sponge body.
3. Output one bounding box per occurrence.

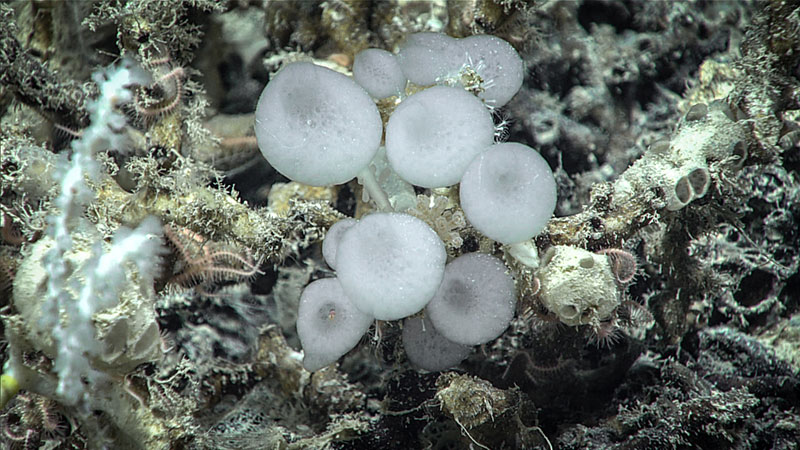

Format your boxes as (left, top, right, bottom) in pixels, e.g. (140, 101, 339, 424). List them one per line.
(297, 278, 373, 372)
(426, 253, 516, 345)
(322, 218, 357, 270)
(460, 142, 557, 244)
(385, 86, 494, 188)
(254, 62, 382, 186)
(335, 213, 446, 321)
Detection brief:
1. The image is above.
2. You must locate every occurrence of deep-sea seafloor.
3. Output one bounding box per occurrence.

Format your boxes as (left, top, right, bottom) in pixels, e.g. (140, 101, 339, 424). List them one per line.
(1, 1, 799, 449)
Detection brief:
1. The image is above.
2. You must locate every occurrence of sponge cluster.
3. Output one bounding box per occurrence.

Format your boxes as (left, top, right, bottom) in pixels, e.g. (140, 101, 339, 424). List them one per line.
(299, 213, 517, 372)
(254, 32, 557, 372)
(298, 212, 447, 371)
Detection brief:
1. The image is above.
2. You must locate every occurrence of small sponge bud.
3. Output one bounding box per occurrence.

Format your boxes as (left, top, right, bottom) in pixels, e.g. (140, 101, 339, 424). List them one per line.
(336, 213, 446, 320)
(297, 278, 373, 372)
(322, 218, 357, 269)
(537, 246, 620, 326)
(426, 253, 516, 345)
(353, 48, 407, 99)
(460, 142, 557, 244)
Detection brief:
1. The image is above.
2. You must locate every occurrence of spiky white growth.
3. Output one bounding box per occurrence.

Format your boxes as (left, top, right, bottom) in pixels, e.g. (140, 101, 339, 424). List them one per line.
(37, 59, 159, 406)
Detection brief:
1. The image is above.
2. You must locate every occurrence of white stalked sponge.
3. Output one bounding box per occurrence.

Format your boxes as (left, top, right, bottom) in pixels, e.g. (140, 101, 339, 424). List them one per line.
(352, 48, 407, 99)
(402, 316, 472, 372)
(460, 142, 557, 244)
(254, 62, 382, 186)
(385, 86, 494, 188)
(336, 213, 446, 320)
(426, 253, 516, 345)
(297, 278, 373, 372)
(459, 35, 524, 107)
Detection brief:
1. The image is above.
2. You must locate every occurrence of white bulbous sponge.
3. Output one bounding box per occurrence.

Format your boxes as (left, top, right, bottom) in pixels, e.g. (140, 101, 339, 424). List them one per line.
(336, 213, 447, 321)
(386, 86, 494, 188)
(322, 218, 357, 269)
(459, 35, 524, 107)
(254, 62, 382, 186)
(297, 278, 373, 372)
(460, 142, 557, 244)
(353, 49, 407, 99)
(426, 253, 516, 345)
(402, 316, 471, 372)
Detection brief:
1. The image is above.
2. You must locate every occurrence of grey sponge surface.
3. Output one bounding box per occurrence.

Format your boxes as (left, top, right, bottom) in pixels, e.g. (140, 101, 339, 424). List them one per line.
(426, 253, 516, 345)
(402, 315, 471, 372)
(353, 48, 407, 99)
(322, 218, 357, 270)
(460, 142, 557, 244)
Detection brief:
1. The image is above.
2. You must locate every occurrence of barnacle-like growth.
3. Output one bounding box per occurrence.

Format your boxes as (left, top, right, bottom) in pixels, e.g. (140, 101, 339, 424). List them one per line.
(536, 245, 647, 345)
(537, 245, 620, 327)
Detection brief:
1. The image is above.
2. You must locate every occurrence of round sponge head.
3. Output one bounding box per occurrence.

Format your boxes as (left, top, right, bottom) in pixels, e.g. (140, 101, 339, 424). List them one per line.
(402, 315, 472, 372)
(297, 278, 373, 372)
(254, 62, 382, 186)
(386, 86, 494, 188)
(460, 142, 557, 244)
(426, 253, 516, 345)
(459, 35, 524, 107)
(353, 48, 407, 99)
(336, 213, 446, 321)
